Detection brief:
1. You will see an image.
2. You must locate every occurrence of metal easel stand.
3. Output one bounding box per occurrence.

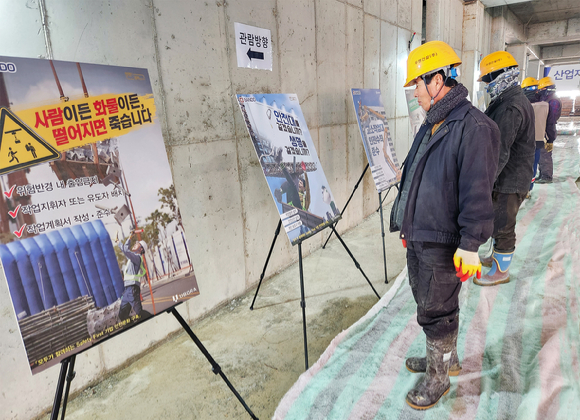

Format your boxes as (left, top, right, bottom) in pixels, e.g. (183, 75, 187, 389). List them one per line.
(50, 314, 259, 420)
(250, 220, 380, 371)
(170, 308, 259, 419)
(376, 182, 399, 284)
(322, 164, 369, 249)
(50, 355, 76, 420)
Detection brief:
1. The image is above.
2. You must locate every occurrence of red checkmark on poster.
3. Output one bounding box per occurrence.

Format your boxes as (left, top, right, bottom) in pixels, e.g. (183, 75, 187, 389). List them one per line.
(8, 204, 21, 219)
(13, 224, 26, 238)
(4, 185, 16, 198)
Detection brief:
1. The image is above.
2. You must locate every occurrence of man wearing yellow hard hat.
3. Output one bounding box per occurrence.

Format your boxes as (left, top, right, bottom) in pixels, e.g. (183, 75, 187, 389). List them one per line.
(389, 40, 500, 410)
(475, 51, 535, 287)
(521, 77, 549, 196)
(536, 76, 562, 183)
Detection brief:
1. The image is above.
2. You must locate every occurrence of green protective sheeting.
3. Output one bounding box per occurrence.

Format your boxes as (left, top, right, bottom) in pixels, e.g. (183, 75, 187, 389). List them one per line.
(274, 135, 580, 420)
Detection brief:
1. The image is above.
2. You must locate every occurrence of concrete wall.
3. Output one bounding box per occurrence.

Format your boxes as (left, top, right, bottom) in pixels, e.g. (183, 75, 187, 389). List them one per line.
(0, 0, 452, 418)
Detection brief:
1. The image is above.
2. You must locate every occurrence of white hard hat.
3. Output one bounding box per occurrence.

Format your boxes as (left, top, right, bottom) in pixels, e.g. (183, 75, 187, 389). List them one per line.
(138, 240, 148, 253)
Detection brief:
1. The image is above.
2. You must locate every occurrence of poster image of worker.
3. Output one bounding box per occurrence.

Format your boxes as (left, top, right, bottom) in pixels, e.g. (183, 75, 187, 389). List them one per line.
(0, 55, 199, 375)
(237, 93, 341, 245)
(351, 89, 402, 193)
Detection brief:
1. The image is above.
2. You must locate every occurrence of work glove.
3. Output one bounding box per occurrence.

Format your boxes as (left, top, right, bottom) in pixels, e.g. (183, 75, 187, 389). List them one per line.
(453, 248, 481, 282)
(402, 239, 407, 248)
(545, 143, 554, 152)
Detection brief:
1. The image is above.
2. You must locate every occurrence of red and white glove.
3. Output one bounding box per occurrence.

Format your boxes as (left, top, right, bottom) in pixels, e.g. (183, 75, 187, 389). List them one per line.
(453, 248, 481, 282)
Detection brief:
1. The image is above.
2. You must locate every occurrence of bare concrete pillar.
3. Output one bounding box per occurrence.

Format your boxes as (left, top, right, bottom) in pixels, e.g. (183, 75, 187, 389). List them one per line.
(425, 0, 443, 42)
(462, 0, 487, 101)
(506, 43, 527, 81)
(490, 6, 507, 52)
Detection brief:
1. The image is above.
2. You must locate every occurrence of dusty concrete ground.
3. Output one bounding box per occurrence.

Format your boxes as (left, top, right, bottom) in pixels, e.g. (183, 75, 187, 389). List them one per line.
(39, 207, 406, 420)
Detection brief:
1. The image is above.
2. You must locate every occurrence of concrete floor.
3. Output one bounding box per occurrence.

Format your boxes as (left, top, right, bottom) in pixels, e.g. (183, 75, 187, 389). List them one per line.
(39, 205, 407, 420)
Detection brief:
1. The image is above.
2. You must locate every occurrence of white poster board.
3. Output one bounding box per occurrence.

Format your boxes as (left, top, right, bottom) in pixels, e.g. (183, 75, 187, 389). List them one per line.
(237, 94, 340, 245)
(350, 89, 401, 193)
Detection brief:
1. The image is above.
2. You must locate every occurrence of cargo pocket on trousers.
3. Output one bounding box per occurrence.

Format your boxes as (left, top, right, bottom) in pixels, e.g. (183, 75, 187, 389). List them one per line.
(423, 268, 461, 318)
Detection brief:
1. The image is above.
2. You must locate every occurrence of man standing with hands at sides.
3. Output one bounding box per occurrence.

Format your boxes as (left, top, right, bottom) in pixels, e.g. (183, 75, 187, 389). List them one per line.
(390, 41, 500, 410)
(476, 51, 535, 286)
(536, 76, 562, 184)
(116, 230, 152, 322)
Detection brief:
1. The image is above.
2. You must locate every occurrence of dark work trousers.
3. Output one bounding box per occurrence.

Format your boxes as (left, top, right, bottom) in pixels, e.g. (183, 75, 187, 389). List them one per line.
(492, 191, 526, 251)
(529, 141, 544, 191)
(406, 241, 461, 340)
(119, 284, 151, 321)
(538, 147, 553, 180)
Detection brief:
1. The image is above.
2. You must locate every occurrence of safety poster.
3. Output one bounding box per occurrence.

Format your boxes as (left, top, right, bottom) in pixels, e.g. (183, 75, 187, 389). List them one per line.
(237, 93, 341, 245)
(0, 56, 199, 374)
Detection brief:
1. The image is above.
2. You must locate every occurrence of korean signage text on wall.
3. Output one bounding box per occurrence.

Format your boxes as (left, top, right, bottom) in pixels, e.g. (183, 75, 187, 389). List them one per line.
(234, 22, 273, 71)
(546, 64, 580, 91)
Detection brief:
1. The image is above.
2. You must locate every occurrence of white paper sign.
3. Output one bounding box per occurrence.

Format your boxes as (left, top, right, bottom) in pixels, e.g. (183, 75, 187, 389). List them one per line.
(234, 22, 273, 71)
(546, 64, 580, 92)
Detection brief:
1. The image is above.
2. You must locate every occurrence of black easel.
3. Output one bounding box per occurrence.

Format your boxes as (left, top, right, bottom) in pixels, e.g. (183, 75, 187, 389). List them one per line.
(322, 164, 368, 249)
(50, 309, 259, 420)
(376, 182, 399, 283)
(249, 220, 379, 371)
(50, 355, 76, 420)
(322, 162, 399, 284)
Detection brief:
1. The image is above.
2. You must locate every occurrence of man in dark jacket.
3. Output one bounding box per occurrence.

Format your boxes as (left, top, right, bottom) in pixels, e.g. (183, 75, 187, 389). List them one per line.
(536, 76, 562, 183)
(390, 40, 500, 410)
(476, 51, 535, 287)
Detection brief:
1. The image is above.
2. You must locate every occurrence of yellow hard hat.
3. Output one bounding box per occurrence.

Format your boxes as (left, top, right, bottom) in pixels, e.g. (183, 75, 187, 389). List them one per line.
(538, 76, 555, 90)
(404, 41, 462, 87)
(478, 51, 518, 82)
(521, 77, 538, 89)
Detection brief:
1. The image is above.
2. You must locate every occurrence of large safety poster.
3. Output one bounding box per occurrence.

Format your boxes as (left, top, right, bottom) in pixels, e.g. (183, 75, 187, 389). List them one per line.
(0, 56, 199, 374)
(237, 94, 341, 245)
(351, 89, 401, 193)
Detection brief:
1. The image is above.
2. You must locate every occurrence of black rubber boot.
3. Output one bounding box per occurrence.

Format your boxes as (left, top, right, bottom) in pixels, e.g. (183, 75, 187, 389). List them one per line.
(406, 325, 461, 376)
(406, 334, 454, 410)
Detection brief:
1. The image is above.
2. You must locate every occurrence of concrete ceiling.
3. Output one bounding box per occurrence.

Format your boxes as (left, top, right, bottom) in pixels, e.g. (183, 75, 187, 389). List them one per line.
(507, 0, 580, 25)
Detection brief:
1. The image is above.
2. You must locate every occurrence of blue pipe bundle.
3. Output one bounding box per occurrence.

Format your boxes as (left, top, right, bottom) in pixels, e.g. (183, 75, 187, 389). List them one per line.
(0, 220, 124, 318)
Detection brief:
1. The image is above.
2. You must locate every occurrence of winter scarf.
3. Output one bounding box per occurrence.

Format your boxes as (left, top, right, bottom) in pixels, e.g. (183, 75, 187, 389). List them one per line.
(426, 83, 469, 125)
(486, 68, 520, 101)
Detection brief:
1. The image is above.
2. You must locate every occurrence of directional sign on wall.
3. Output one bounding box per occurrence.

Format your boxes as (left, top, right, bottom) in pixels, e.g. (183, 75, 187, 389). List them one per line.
(234, 22, 273, 71)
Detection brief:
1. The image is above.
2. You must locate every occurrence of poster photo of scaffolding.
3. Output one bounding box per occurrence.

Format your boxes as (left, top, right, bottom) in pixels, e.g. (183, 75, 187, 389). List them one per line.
(0, 56, 199, 375)
(237, 93, 341, 245)
(350, 89, 401, 193)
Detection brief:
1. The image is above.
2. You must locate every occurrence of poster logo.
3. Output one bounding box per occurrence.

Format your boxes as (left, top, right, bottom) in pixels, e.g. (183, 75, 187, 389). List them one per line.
(0, 107, 60, 175)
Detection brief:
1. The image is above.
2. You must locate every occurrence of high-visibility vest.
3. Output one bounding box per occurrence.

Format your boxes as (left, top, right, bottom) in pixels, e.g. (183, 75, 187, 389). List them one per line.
(124, 259, 145, 287)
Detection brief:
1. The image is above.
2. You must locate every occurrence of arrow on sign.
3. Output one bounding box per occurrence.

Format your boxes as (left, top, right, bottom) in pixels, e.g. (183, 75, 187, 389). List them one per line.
(247, 48, 264, 61)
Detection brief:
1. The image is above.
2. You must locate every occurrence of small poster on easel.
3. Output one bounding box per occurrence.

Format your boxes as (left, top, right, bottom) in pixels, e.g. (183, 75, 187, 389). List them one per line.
(237, 94, 341, 245)
(0, 55, 199, 375)
(351, 89, 401, 193)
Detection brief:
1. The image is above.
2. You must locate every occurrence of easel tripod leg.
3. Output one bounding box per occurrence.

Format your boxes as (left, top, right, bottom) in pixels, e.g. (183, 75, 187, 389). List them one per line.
(330, 225, 380, 300)
(60, 355, 76, 420)
(50, 358, 70, 420)
(323, 164, 369, 249)
(298, 242, 308, 371)
(170, 308, 259, 420)
(378, 192, 388, 284)
(250, 219, 282, 310)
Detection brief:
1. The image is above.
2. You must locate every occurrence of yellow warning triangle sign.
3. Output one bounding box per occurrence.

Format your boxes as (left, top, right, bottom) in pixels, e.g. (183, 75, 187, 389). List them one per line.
(0, 107, 61, 175)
